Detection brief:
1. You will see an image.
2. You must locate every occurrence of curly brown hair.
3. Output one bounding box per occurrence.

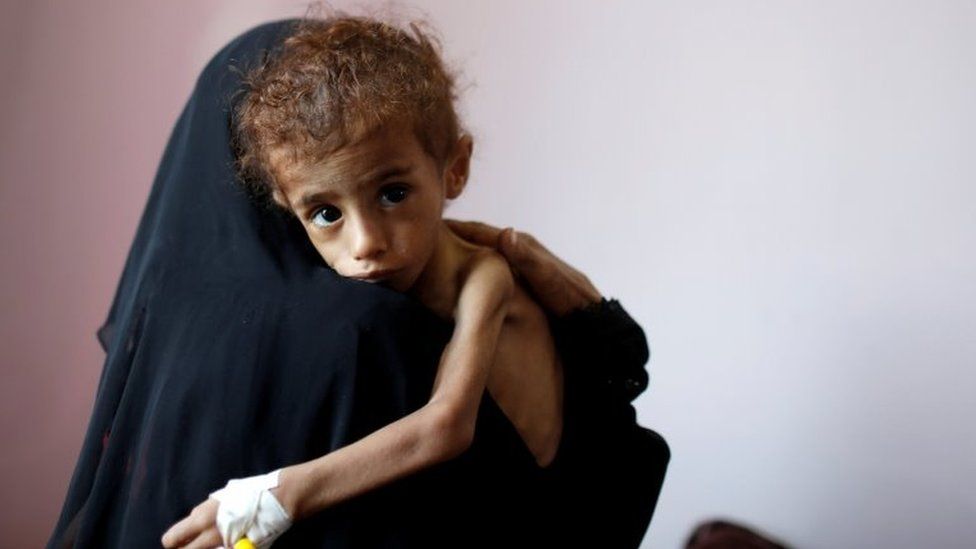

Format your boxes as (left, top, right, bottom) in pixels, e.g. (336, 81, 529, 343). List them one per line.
(230, 9, 465, 215)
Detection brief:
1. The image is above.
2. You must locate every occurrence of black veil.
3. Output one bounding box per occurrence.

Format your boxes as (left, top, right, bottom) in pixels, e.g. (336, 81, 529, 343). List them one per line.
(47, 17, 668, 549)
(45, 18, 501, 548)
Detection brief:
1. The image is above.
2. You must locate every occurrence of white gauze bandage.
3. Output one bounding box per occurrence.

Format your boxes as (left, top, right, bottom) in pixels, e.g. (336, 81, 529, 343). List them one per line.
(208, 468, 293, 548)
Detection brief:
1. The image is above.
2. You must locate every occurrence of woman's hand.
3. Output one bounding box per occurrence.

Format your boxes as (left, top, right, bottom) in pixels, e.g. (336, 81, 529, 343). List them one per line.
(445, 219, 603, 316)
(161, 469, 298, 549)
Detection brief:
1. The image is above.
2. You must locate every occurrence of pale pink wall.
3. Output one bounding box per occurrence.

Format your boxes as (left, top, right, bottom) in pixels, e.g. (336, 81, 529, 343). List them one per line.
(4, 2, 976, 548)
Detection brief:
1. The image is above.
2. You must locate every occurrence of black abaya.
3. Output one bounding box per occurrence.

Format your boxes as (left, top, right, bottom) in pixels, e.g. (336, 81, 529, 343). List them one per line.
(46, 18, 668, 549)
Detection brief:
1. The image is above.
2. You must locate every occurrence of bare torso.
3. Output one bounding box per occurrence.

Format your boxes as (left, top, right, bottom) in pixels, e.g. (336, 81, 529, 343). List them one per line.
(411, 224, 565, 468)
(487, 281, 565, 468)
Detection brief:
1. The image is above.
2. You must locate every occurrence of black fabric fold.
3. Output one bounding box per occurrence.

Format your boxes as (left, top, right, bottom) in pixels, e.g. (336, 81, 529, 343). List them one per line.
(550, 297, 652, 405)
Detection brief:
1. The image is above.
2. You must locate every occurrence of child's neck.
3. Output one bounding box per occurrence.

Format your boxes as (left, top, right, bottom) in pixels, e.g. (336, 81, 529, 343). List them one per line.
(407, 221, 476, 320)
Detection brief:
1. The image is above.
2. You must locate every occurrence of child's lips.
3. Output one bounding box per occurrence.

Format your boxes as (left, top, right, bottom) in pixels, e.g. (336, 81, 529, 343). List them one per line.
(351, 268, 398, 282)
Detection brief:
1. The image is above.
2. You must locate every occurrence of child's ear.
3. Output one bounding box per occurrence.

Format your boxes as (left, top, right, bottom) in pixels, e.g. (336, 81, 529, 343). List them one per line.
(444, 134, 473, 199)
(271, 186, 291, 211)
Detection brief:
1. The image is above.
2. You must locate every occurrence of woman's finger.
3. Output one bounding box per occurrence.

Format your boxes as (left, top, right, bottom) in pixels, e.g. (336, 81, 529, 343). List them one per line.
(445, 219, 525, 265)
(444, 218, 505, 247)
(444, 218, 601, 314)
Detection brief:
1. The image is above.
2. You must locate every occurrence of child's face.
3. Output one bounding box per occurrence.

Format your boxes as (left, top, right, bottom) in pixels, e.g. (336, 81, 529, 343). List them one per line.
(271, 124, 471, 293)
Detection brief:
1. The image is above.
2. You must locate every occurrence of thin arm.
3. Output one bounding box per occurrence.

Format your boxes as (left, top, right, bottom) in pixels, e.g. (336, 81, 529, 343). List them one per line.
(287, 252, 514, 521)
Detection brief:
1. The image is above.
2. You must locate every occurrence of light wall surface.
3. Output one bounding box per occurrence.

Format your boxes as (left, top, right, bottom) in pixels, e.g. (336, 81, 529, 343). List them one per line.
(2, 1, 973, 548)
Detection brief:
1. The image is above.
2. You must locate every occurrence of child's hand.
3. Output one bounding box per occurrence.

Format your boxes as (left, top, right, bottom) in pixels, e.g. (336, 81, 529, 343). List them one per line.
(161, 469, 295, 549)
(160, 496, 222, 548)
(445, 218, 603, 316)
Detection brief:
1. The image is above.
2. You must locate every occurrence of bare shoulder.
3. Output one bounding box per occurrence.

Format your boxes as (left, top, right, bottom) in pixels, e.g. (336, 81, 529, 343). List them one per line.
(461, 249, 514, 296)
(455, 249, 515, 321)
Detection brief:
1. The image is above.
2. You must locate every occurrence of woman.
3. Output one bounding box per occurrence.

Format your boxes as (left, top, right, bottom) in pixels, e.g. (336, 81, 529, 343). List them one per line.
(46, 18, 668, 549)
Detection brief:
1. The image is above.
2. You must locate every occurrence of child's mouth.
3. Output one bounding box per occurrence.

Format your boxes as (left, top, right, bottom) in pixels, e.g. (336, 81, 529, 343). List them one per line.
(351, 268, 399, 282)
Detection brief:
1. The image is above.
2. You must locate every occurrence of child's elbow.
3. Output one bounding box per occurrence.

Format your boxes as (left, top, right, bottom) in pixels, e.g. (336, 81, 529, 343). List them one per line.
(430, 405, 476, 460)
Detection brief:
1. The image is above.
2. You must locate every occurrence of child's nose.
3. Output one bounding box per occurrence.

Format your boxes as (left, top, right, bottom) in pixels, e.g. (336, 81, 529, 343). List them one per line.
(350, 216, 388, 261)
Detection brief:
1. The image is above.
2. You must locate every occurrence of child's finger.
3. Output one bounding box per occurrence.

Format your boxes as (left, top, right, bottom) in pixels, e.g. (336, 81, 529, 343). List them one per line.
(181, 526, 223, 549)
(161, 515, 198, 547)
(161, 499, 221, 548)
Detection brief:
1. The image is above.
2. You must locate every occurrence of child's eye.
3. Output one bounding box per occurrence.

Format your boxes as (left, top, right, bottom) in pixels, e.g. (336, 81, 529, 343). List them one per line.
(379, 184, 409, 206)
(311, 205, 342, 228)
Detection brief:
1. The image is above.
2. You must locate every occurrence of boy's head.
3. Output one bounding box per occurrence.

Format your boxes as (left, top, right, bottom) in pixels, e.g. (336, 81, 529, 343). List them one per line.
(232, 14, 472, 292)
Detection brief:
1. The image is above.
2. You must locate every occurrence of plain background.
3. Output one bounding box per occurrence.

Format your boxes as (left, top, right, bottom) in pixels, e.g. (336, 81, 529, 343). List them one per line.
(2, 1, 974, 547)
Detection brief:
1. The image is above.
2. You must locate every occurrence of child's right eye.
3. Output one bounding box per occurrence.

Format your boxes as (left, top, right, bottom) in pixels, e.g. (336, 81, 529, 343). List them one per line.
(311, 206, 341, 228)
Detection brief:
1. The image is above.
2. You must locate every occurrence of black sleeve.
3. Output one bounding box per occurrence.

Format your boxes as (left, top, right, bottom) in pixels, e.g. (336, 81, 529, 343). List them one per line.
(544, 299, 667, 548)
(547, 297, 651, 405)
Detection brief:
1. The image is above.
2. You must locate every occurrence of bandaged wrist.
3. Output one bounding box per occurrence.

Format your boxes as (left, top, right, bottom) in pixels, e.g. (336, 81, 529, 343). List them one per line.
(209, 468, 293, 549)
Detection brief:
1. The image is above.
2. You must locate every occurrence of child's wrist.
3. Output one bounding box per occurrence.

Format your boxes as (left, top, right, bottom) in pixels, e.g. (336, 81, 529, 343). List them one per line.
(273, 464, 308, 522)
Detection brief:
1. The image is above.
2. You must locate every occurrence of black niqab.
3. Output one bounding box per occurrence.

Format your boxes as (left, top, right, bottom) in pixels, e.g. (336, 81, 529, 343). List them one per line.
(46, 18, 507, 548)
(47, 17, 668, 549)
